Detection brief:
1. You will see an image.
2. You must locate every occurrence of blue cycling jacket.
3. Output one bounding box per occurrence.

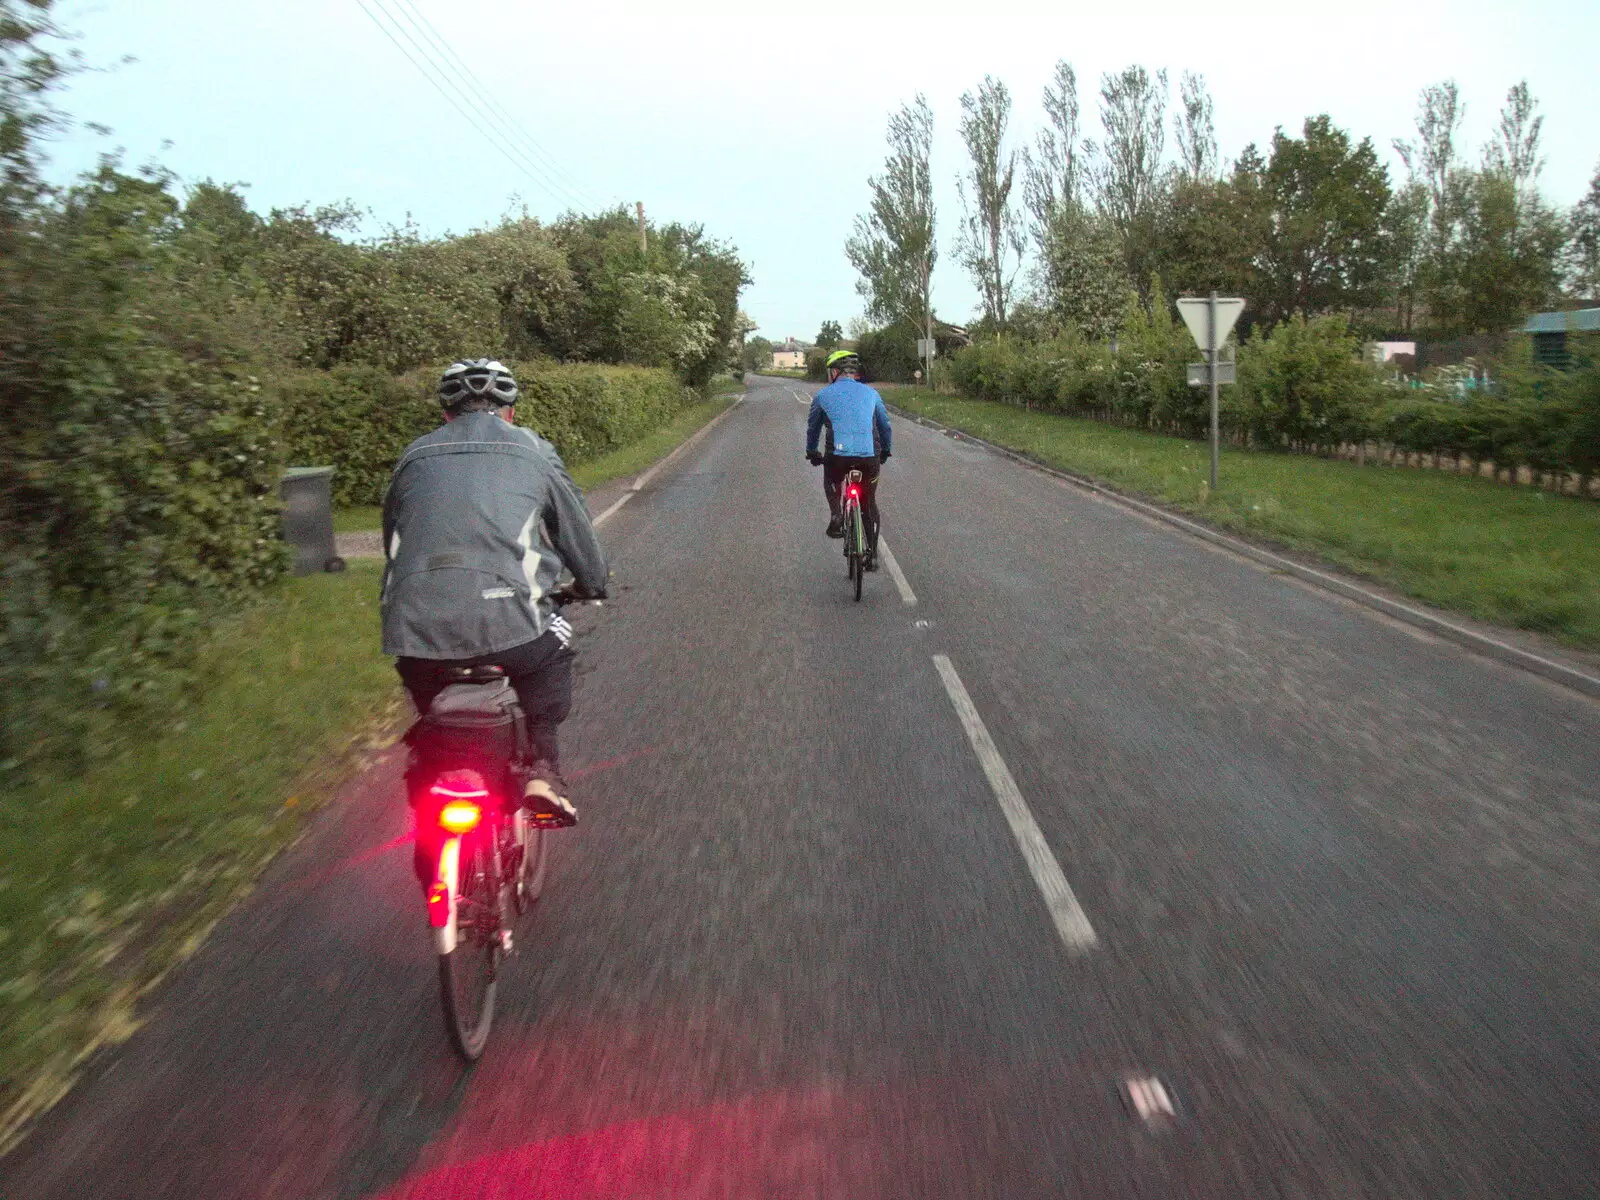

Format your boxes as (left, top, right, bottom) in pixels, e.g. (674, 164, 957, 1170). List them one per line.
(806, 378, 892, 459)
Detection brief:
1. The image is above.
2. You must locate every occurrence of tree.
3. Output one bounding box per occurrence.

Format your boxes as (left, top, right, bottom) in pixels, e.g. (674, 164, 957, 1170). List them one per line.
(846, 96, 936, 337)
(1483, 81, 1545, 207)
(1158, 174, 1257, 303)
(1038, 202, 1126, 341)
(956, 75, 1025, 331)
(1241, 116, 1392, 325)
(815, 319, 842, 350)
(1425, 169, 1564, 334)
(1090, 65, 1169, 298)
(1566, 161, 1600, 301)
(1384, 180, 1431, 332)
(1023, 60, 1082, 237)
(1393, 79, 1464, 217)
(1174, 71, 1218, 181)
(741, 334, 773, 375)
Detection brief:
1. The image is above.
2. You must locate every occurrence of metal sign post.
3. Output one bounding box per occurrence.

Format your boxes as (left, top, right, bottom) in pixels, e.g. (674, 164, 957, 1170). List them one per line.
(1177, 294, 1244, 493)
(916, 337, 937, 390)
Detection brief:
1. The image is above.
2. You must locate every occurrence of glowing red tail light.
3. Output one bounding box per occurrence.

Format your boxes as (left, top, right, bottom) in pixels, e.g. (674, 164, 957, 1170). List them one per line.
(847, 485, 861, 499)
(430, 769, 489, 833)
(426, 881, 451, 926)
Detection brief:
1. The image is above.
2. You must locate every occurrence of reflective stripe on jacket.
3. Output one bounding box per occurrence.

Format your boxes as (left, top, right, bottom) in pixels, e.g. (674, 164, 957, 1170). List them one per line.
(380, 412, 607, 659)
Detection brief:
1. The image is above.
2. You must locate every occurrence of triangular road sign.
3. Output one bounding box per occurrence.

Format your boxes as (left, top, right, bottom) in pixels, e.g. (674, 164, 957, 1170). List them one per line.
(1176, 297, 1245, 352)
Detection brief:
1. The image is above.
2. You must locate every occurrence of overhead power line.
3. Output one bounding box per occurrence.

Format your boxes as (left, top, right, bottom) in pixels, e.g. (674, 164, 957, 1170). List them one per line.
(355, 0, 594, 213)
(386, 0, 599, 209)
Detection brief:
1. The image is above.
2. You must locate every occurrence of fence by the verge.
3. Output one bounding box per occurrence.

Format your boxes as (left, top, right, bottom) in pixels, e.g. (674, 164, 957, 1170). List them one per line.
(945, 317, 1600, 496)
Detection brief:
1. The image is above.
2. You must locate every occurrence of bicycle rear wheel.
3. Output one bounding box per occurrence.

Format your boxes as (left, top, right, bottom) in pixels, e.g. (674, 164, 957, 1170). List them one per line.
(851, 507, 865, 601)
(510, 813, 549, 916)
(439, 838, 499, 1060)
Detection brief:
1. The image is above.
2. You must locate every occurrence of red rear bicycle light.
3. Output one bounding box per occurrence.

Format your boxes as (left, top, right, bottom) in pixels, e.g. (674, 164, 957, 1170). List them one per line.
(439, 801, 481, 833)
(426, 882, 451, 926)
(431, 769, 488, 832)
(847, 485, 860, 499)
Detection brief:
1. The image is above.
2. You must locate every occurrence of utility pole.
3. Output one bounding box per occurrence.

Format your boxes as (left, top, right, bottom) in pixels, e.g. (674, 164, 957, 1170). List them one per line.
(636, 201, 647, 256)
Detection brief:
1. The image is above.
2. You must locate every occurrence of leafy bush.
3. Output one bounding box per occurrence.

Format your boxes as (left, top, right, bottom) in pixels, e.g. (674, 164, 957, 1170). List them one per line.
(857, 323, 922, 382)
(0, 167, 289, 779)
(1234, 314, 1386, 450)
(281, 362, 693, 506)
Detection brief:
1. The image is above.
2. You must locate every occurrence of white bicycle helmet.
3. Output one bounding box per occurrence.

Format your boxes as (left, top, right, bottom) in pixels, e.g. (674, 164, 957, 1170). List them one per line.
(438, 358, 518, 411)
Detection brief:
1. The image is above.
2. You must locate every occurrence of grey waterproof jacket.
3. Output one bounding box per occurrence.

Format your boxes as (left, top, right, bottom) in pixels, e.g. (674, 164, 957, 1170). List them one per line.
(380, 411, 608, 659)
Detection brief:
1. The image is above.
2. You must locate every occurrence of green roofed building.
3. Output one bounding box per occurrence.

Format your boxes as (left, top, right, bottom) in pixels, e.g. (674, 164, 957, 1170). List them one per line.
(1523, 307, 1600, 370)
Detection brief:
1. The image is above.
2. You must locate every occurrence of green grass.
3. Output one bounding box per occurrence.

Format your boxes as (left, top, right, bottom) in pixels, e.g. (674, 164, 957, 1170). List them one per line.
(0, 562, 403, 1148)
(332, 392, 742, 533)
(569, 394, 737, 490)
(757, 367, 811, 380)
(882, 387, 1600, 652)
(333, 505, 382, 533)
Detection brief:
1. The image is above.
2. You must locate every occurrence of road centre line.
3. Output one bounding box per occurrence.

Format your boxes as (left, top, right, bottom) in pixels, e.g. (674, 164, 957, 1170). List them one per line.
(932, 655, 1098, 954)
(876, 538, 917, 606)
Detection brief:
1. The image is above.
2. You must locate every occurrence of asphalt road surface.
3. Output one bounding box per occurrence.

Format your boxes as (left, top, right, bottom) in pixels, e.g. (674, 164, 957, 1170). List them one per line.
(4, 377, 1598, 1198)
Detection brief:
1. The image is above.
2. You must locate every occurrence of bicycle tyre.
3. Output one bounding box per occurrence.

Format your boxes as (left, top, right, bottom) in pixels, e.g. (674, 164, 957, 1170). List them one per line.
(512, 820, 549, 914)
(439, 838, 499, 1060)
(852, 507, 865, 601)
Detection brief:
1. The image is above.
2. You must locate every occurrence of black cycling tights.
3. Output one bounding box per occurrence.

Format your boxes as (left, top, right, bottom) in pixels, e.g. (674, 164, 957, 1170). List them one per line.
(823, 455, 881, 551)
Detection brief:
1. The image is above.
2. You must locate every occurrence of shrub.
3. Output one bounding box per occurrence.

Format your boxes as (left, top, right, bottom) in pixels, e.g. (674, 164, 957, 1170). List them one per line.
(280, 362, 693, 507)
(0, 168, 289, 779)
(1235, 314, 1385, 450)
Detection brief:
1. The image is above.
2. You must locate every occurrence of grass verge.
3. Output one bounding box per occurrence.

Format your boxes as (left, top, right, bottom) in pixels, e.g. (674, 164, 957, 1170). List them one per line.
(334, 389, 743, 532)
(334, 506, 382, 533)
(572, 393, 738, 491)
(0, 562, 402, 1151)
(882, 387, 1600, 652)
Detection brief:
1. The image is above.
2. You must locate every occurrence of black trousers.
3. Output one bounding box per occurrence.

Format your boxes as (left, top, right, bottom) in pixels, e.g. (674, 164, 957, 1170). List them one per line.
(396, 628, 574, 769)
(823, 455, 881, 552)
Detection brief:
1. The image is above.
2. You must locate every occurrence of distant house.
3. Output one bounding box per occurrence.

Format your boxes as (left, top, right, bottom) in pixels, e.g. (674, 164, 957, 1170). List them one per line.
(771, 339, 806, 370)
(1522, 308, 1600, 370)
(1365, 341, 1417, 364)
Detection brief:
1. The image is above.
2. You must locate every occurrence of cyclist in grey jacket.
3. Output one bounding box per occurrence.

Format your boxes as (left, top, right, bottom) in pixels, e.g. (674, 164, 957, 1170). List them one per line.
(382, 358, 607, 825)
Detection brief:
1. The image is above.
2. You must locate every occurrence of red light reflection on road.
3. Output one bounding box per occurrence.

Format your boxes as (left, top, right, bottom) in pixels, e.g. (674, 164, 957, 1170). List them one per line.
(376, 1081, 955, 1200)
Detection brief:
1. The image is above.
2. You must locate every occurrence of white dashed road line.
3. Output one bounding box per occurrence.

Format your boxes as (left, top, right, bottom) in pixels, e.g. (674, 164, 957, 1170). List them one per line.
(932, 654, 1098, 954)
(876, 538, 917, 606)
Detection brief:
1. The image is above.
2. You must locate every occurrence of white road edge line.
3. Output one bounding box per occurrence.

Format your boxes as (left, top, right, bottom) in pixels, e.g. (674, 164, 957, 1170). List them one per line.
(932, 654, 1098, 954)
(876, 538, 917, 606)
(593, 492, 632, 528)
(594, 396, 746, 529)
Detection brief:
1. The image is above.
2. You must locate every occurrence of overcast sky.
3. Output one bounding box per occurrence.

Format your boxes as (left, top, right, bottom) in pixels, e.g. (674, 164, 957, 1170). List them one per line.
(44, 0, 1600, 344)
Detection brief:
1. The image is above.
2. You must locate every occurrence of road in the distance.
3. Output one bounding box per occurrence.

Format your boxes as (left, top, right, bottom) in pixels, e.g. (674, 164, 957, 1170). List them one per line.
(3, 377, 1597, 1198)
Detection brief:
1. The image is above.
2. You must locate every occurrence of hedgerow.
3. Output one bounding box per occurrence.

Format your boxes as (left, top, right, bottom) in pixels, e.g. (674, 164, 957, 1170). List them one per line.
(945, 309, 1600, 490)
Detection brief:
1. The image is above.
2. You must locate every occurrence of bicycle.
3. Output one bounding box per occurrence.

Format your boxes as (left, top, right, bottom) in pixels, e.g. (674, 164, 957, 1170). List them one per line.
(406, 590, 589, 1060)
(840, 468, 867, 602)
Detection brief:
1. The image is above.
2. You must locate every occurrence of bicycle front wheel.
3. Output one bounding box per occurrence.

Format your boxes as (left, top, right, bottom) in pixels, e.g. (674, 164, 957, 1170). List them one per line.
(439, 838, 499, 1060)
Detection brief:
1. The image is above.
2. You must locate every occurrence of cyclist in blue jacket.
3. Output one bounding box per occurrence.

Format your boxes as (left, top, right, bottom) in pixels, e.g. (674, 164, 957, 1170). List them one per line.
(806, 350, 892, 569)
